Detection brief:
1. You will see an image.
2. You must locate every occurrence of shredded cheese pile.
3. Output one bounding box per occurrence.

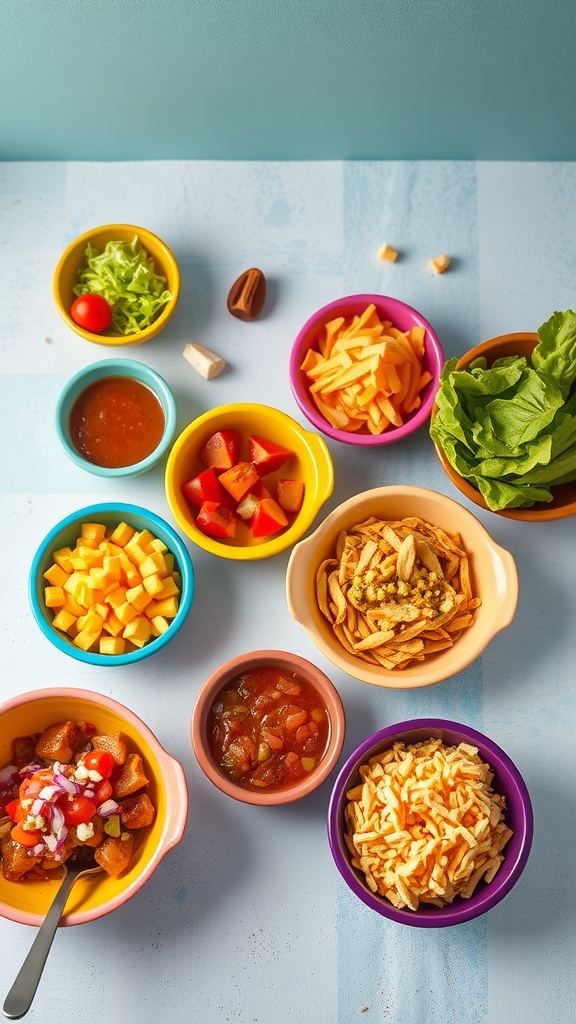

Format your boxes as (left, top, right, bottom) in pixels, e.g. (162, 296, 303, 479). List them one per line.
(344, 738, 513, 910)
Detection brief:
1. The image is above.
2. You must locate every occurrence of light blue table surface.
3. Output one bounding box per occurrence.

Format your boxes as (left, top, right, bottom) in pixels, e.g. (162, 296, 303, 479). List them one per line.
(0, 160, 575, 1024)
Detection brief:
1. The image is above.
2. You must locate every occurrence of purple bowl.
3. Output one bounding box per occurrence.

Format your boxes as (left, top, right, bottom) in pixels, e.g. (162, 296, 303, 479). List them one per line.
(327, 719, 533, 927)
(289, 294, 444, 446)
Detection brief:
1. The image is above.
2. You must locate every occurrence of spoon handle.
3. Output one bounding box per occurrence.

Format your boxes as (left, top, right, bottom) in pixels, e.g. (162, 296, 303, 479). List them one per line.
(3, 869, 78, 1020)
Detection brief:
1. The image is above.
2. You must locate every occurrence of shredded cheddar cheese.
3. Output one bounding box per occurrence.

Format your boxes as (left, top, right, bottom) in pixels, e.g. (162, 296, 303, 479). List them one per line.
(344, 737, 513, 911)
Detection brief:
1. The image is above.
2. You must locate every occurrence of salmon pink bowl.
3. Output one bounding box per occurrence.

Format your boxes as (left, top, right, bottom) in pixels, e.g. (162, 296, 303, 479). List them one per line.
(289, 294, 444, 446)
(286, 485, 519, 690)
(55, 358, 177, 478)
(431, 332, 576, 521)
(164, 402, 334, 561)
(328, 719, 533, 927)
(53, 224, 180, 347)
(0, 687, 188, 927)
(29, 502, 195, 666)
(191, 650, 346, 806)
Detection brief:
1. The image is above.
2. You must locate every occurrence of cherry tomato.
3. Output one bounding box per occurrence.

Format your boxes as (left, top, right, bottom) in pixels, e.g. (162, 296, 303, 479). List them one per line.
(61, 795, 97, 826)
(81, 749, 115, 779)
(70, 293, 112, 333)
(92, 778, 113, 805)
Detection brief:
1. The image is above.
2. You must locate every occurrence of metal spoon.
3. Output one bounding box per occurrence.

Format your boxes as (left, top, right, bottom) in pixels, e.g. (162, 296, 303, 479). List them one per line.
(3, 854, 102, 1020)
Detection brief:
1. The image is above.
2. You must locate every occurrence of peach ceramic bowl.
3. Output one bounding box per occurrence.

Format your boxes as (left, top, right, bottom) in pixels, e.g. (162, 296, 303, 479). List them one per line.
(0, 688, 188, 927)
(191, 650, 346, 805)
(286, 485, 518, 689)
(431, 332, 576, 521)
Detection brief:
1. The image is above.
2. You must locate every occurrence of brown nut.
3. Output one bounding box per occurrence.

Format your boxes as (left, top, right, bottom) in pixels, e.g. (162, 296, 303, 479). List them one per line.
(227, 268, 266, 321)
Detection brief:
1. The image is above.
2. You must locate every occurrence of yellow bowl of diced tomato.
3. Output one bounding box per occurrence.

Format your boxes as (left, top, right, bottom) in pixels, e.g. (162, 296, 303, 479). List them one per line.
(165, 403, 335, 560)
(0, 688, 188, 927)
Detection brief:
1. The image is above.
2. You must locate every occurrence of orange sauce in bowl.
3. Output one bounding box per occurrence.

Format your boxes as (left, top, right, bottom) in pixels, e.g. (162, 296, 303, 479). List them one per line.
(69, 376, 165, 468)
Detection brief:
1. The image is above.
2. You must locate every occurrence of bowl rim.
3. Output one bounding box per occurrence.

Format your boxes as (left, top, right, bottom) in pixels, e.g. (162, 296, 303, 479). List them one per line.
(53, 223, 180, 346)
(28, 502, 194, 666)
(191, 648, 346, 805)
(431, 331, 576, 521)
(327, 718, 534, 927)
(0, 686, 188, 927)
(54, 357, 178, 477)
(165, 401, 335, 561)
(286, 484, 519, 689)
(289, 292, 444, 446)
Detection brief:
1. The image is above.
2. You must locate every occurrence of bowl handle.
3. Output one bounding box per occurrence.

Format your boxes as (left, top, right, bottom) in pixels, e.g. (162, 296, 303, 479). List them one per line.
(490, 542, 519, 632)
(158, 752, 189, 850)
(304, 432, 334, 506)
(286, 536, 316, 625)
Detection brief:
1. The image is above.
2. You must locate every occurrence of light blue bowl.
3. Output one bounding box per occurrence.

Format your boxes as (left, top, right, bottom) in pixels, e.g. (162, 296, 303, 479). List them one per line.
(55, 358, 177, 477)
(29, 502, 195, 666)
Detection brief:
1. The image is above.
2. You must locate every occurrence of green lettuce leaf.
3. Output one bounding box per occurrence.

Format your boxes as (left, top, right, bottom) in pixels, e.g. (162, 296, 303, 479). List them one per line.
(430, 310, 576, 510)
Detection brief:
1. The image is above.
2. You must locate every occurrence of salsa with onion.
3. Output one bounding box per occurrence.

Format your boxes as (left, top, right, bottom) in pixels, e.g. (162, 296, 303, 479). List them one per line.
(208, 667, 330, 792)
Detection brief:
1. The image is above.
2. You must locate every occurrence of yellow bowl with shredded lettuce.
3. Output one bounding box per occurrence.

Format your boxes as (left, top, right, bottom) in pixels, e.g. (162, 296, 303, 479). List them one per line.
(53, 224, 180, 346)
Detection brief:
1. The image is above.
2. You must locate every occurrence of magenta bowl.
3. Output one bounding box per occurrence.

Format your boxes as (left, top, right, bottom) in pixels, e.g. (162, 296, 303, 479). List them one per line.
(289, 294, 444, 446)
(328, 719, 533, 927)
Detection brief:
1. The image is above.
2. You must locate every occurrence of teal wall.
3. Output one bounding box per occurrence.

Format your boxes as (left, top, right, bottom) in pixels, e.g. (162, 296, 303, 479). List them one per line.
(2, 0, 574, 161)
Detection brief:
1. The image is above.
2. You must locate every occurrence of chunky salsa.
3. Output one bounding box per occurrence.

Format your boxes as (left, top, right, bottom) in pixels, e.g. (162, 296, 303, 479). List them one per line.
(208, 667, 330, 791)
(0, 719, 156, 881)
(69, 375, 165, 469)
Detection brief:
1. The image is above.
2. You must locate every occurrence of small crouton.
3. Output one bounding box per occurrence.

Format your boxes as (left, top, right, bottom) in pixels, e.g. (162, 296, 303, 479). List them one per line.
(112, 753, 150, 799)
(94, 833, 135, 876)
(0, 836, 38, 881)
(120, 793, 156, 830)
(91, 732, 128, 766)
(35, 721, 79, 763)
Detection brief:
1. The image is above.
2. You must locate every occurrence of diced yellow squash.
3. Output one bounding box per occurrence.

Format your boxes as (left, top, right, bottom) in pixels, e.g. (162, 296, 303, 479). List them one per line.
(81, 522, 107, 543)
(102, 611, 124, 637)
(155, 576, 179, 600)
(152, 596, 179, 619)
(109, 521, 135, 547)
(116, 601, 138, 625)
(77, 610, 104, 634)
(122, 616, 152, 646)
(51, 608, 77, 633)
(43, 563, 69, 588)
(53, 546, 74, 572)
(102, 554, 122, 580)
(150, 615, 170, 635)
(146, 538, 168, 555)
(125, 584, 152, 612)
(142, 573, 165, 597)
(124, 540, 148, 565)
(63, 593, 84, 617)
(44, 586, 65, 608)
(139, 552, 168, 578)
(105, 586, 128, 611)
(73, 629, 100, 652)
(99, 636, 126, 655)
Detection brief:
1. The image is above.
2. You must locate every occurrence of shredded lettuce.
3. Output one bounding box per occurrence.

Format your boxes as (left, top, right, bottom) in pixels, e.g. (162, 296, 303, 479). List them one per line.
(430, 310, 576, 510)
(73, 236, 173, 336)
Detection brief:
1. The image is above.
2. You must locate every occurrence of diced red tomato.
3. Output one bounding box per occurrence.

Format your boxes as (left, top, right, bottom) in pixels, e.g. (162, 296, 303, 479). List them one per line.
(277, 478, 304, 513)
(218, 461, 259, 503)
(251, 497, 289, 538)
(4, 799, 25, 822)
(181, 467, 225, 509)
(81, 749, 115, 779)
(248, 435, 293, 475)
(199, 429, 242, 470)
(19, 769, 56, 803)
(196, 501, 237, 538)
(61, 795, 97, 826)
(10, 823, 43, 847)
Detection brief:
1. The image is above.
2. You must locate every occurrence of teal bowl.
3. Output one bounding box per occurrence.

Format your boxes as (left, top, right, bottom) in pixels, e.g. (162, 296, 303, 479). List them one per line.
(55, 358, 177, 478)
(29, 502, 195, 666)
